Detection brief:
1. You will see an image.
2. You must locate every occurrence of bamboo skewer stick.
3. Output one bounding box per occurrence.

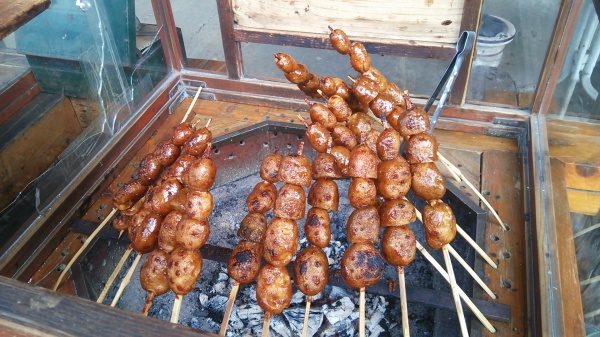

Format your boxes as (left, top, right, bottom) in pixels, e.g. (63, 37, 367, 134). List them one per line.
(219, 282, 240, 336)
(580, 274, 600, 287)
(53, 208, 118, 291)
(447, 245, 497, 299)
(456, 226, 498, 269)
(171, 295, 183, 324)
(437, 153, 508, 231)
(443, 245, 469, 337)
(142, 292, 155, 316)
(96, 246, 134, 303)
(573, 222, 600, 238)
(110, 252, 142, 307)
(584, 308, 600, 319)
(397, 267, 410, 337)
(262, 312, 272, 337)
(182, 86, 203, 123)
(407, 198, 497, 269)
(301, 297, 312, 337)
(413, 207, 497, 296)
(359, 287, 366, 337)
(415, 241, 497, 333)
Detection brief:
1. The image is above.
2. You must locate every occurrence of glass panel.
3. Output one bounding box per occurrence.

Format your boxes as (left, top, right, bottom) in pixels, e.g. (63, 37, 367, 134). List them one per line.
(547, 1, 600, 333)
(466, 0, 560, 109)
(170, 0, 226, 72)
(242, 43, 450, 98)
(0, 0, 169, 248)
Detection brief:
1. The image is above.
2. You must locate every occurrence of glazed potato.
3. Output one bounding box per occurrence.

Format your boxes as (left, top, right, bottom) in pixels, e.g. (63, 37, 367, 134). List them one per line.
(293, 246, 329, 296)
(227, 240, 263, 285)
(138, 154, 162, 185)
(237, 212, 268, 243)
(379, 199, 416, 227)
(348, 177, 377, 208)
(381, 226, 416, 267)
(341, 242, 384, 289)
(347, 144, 378, 179)
(260, 152, 283, 183)
(308, 179, 339, 211)
(397, 107, 430, 138)
(405, 132, 438, 164)
(305, 207, 331, 248)
(273, 183, 306, 220)
(171, 122, 195, 146)
(279, 152, 312, 186)
(246, 181, 277, 213)
(183, 158, 216, 192)
(185, 190, 214, 221)
(256, 264, 292, 315)
(113, 180, 147, 210)
(263, 217, 298, 267)
(168, 248, 202, 295)
(129, 212, 162, 254)
(346, 206, 380, 244)
(158, 210, 185, 253)
(182, 127, 212, 157)
(377, 157, 411, 200)
(144, 178, 183, 216)
(423, 200, 457, 250)
(411, 162, 446, 200)
(376, 127, 402, 161)
(312, 152, 343, 180)
(154, 140, 181, 166)
(140, 249, 170, 296)
(175, 217, 210, 251)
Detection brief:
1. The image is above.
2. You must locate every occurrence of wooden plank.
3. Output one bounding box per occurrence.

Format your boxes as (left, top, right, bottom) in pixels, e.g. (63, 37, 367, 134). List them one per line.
(481, 150, 528, 337)
(0, 0, 50, 40)
(549, 158, 587, 335)
(233, 27, 457, 60)
(217, 0, 243, 79)
(0, 75, 41, 126)
(68, 97, 101, 130)
(232, 0, 464, 44)
(566, 188, 600, 216)
(437, 148, 482, 205)
(0, 276, 217, 337)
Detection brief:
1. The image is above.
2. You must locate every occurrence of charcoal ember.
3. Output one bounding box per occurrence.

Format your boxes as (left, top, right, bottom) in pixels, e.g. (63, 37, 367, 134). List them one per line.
(190, 315, 219, 332)
(290, 290, 306, 305)
(319, 312, 357, 337)
(283, 305, 323, 337)
(227, 307, 244, 331)
(322, 296, 355, 325)
(206, 295, 228, 317)
(236, 304, 264, 330)
(198, 293, 209, 306)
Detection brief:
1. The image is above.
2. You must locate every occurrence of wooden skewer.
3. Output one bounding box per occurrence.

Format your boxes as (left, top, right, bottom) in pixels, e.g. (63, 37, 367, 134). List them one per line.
(456, 226, 497, 269)
(584, 308, 600, 319)
(359, 287, 366, 337)
(580, 275, 600, 287)
(301, 296, 312, 337)
(110, 252, 142, 307)
(443, 245, 469, 337)
(142, 292, 155, 316)
(573, 222, 600, 238)
(171, 294, 183, 324)
(53, 208, 118, 291)
(408, 198, 497, 269)
(182, 86, 203, 123)
(96, 246, 133, 303)
(413, 207, 497, 296)
(437, 152, 508, 231)
(447, 245, 497, 299)
(397, 267, 410, 337)
(219, 281, 240, 336)
(261, 312, 272, 337)
(117, 230, 125, 240)
(415, 240, 496, 333)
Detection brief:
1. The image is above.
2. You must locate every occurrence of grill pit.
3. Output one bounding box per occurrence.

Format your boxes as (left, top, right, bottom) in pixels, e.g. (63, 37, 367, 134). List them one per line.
(73, 122, 503, 336)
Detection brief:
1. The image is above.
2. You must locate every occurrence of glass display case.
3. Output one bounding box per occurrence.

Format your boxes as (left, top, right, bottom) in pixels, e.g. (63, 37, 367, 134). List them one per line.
(0, 0, 596, 336)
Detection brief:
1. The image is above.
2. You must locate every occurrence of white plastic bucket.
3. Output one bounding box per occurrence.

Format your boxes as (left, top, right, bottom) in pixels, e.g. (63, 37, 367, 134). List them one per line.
(474, 14, 516, 67)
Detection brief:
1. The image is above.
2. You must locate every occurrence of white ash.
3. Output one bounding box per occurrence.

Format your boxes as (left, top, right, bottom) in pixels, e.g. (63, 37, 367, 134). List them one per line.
(323, 296, 355, 325)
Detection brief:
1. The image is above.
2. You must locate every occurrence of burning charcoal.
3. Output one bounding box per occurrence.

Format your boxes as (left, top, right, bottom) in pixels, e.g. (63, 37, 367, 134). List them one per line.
(322, 296, 355, 325)
(283, 305, 323, 337)
(270, 314, 292, 337)
(198, 293, 209, 306)
(228, 307, 244, 330)
(236, 304, 263, 330)
(319, 314, 356, 337)
(206, 295, 228, 317)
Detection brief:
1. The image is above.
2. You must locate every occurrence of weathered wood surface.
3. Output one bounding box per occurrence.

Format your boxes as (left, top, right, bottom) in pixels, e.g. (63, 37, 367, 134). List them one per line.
(0, 0, 50, 40)
(549, 158, 586, 336)
(480, 150, 528, 337)
(0, 276, 217, 337)
(547, 118, 600, 214)
(232, 0, 463, 44)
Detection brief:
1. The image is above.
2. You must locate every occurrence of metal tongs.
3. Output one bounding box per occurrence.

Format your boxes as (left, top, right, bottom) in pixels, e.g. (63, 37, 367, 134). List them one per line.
(425, 31, 475, 132)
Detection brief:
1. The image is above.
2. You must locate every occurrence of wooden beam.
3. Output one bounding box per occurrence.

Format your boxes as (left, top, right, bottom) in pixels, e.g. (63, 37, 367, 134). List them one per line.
(0, 0, 50, 40)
